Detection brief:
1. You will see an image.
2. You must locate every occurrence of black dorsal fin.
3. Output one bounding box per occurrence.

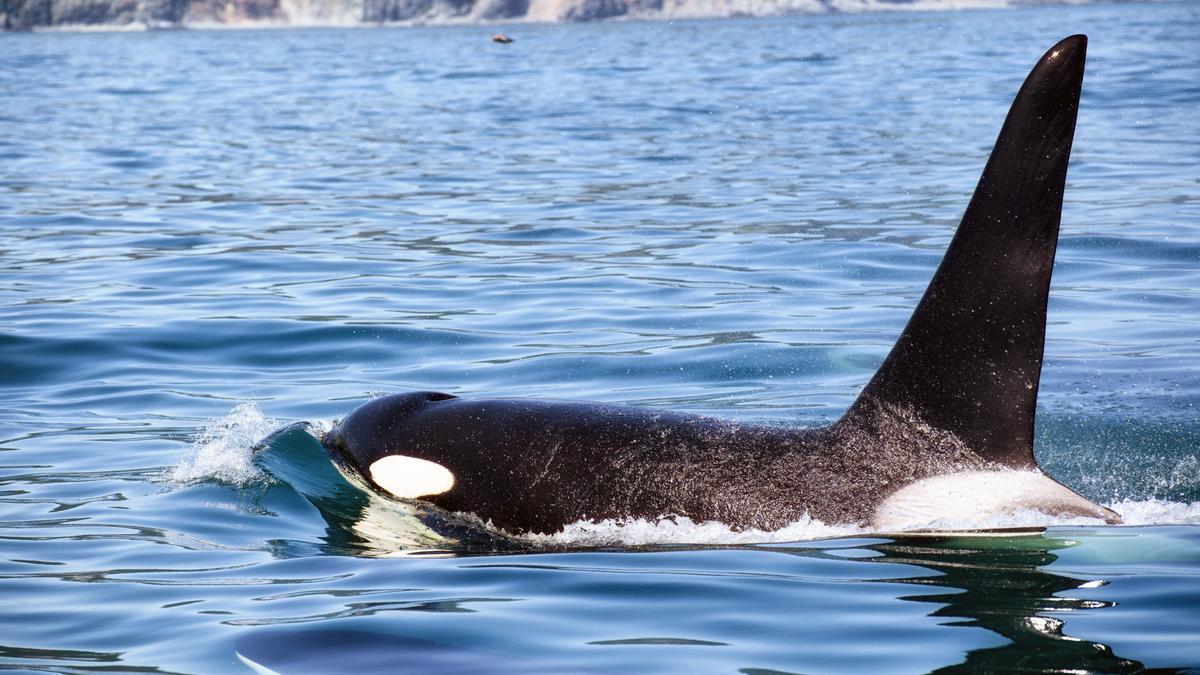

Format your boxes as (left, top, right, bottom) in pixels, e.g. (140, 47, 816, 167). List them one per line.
(843, 35, 1087, 468)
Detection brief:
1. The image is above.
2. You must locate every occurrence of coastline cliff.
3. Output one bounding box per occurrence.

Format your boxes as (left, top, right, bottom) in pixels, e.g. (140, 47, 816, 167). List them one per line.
(0, 0, 1111, 31)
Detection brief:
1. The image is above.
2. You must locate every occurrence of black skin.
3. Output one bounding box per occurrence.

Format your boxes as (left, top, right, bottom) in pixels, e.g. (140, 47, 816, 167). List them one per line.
(323, 36, 1095, 535)
(322, 392, 987, 534)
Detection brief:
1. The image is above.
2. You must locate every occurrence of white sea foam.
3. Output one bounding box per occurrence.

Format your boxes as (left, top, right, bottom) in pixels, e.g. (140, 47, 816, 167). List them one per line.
(1107, 498, 1200, 526)
(168, 402, 277, 486)
(309, 418, 336, 436)
(525, 499, 1200, 547)
(529, 515, 865, 547)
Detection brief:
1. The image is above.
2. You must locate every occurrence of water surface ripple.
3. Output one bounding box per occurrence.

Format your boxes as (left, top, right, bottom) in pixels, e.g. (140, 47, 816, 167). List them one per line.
(1, 3, 1199, 672)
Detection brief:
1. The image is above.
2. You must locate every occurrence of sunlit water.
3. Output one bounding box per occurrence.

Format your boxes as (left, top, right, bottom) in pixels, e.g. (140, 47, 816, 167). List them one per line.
(2, 2, 1199, 671)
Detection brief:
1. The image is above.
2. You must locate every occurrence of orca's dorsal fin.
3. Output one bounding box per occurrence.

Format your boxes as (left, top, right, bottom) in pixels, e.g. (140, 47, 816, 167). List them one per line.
(843, 36, 1087, 469)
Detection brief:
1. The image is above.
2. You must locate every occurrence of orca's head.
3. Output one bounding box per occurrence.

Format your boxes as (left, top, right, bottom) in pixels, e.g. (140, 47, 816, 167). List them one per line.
(321, 392, 463, 502)
(322, 391, 458, 469)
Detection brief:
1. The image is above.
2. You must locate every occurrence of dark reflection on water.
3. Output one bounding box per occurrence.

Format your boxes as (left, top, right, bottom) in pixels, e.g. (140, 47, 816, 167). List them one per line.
(234, 628, 572, 675)
(225, 523, 1167, 673)
(861, 535, 1144, 673)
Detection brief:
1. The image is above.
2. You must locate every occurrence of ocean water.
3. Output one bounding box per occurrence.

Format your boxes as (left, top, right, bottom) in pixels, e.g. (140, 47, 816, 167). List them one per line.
(2, 2, 1199, 672)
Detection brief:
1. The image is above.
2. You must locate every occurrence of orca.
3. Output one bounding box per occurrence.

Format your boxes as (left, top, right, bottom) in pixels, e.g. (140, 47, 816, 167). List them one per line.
(321, 35, 1121, 535)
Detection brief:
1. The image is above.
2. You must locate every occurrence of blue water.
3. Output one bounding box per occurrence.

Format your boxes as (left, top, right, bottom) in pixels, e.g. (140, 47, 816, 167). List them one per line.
(2, 2, 1199, 671)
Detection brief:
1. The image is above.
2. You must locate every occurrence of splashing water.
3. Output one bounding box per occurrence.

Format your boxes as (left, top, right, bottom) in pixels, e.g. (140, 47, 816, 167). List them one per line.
(524, 499, 1200, 548)
(1111, 499, 1200, 526)
(529, 515, 865, 547)
(168, 402, 278, 485)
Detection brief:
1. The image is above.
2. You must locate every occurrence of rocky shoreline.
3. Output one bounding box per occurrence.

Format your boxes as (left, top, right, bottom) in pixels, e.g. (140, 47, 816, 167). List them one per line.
(0, 0, 1118, 31)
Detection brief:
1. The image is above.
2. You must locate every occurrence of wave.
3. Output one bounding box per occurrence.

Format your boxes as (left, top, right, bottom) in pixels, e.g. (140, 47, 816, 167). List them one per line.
(167, 401, 280, 485)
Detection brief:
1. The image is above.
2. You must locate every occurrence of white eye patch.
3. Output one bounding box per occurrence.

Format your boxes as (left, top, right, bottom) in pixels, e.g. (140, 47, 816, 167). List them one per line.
(368, 455, 455, 499)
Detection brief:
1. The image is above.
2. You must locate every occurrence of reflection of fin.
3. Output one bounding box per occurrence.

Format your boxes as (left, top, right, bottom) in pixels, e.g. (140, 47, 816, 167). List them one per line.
(846, 36, 1087, 470)
(864, 534, 1147, 672)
